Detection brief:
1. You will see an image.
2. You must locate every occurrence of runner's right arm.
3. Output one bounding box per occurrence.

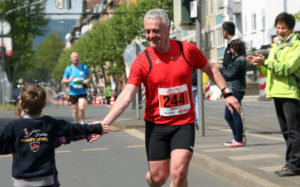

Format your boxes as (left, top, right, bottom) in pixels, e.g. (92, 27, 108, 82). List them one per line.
(102, 84, 139, 126)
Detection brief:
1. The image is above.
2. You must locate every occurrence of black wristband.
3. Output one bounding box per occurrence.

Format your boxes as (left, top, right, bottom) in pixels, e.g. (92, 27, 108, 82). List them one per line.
(221, 88, 233, 98)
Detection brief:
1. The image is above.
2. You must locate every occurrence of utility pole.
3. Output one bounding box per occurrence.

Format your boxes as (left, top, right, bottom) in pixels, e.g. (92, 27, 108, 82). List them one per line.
(196, 0, 205, 136)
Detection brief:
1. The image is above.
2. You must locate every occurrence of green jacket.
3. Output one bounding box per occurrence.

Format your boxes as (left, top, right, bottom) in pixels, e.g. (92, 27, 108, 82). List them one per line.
(259, 33, 300, 100)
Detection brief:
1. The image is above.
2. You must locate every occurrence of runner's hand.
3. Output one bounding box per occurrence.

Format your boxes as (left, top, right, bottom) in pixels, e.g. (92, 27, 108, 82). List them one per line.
(88, 121, 110, 143)
(225, 96, 240, 114)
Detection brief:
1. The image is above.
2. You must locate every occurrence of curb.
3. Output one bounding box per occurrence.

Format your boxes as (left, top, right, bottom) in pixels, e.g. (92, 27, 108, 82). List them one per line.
(116, 119, 280, 187)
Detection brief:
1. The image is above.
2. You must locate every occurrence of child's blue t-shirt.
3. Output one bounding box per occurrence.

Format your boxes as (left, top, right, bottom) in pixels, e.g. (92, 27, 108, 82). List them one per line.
(63, 64, 90, 95)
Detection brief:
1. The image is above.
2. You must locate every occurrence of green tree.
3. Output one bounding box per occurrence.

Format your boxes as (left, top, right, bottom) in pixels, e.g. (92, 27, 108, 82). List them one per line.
(0, 0, 49, 86)
(295, 11, 300, 21)
(27, 32, 64, 82)
(60, 0, 173, 91)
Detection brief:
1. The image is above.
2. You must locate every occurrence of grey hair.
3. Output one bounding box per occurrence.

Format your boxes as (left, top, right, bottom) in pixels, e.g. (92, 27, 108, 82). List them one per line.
(144, 8, 170, 28)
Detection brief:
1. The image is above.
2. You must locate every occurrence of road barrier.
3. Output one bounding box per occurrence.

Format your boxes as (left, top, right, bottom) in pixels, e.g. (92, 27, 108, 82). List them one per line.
(259, 73, 266, 98)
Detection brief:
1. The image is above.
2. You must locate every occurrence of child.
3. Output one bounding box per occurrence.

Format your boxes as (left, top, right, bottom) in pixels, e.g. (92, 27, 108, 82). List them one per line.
(0, 84, 111, 187)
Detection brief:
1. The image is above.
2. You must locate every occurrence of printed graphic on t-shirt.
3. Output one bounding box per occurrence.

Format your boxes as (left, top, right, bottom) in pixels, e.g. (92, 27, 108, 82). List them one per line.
(72, 77, 84, 88)
(158, 84, 190, 116)
(21, 128, 48, 152)
(30, 142, 40, 152)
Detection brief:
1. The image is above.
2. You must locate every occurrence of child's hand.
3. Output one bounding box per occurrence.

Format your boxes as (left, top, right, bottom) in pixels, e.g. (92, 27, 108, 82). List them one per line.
(88, 121, 111, 143)
(89, 134, 101, 143)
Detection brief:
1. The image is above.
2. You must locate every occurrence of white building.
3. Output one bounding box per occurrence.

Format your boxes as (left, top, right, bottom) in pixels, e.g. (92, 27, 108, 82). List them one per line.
(241, 0, 300, 51)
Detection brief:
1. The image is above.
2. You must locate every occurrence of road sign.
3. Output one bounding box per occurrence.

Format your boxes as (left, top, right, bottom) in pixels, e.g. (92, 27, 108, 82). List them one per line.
(123, 42, 146, 66)
(0, 19, 11, 35)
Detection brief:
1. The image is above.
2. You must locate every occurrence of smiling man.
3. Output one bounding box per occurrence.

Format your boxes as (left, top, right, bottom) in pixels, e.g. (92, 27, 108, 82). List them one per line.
(90, 8, 240, 187)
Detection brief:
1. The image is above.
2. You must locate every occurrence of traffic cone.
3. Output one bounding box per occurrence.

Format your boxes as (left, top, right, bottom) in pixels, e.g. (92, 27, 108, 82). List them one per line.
(64, 99, 68, 106)
(92, 97, 96, 106)
(110, 94, 115, 107)
(96, 96, 100, 106)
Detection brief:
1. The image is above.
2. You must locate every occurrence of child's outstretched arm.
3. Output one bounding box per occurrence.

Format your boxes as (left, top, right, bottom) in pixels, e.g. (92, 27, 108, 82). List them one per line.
(54, 135, 91, 148)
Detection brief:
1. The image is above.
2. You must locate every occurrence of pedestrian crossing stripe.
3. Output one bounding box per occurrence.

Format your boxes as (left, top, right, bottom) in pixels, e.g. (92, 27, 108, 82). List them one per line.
(258, 165, 283, 172)
(228, 154, 280, 161)
(202, 147, 251, 153)
(123, 129, 145, 141)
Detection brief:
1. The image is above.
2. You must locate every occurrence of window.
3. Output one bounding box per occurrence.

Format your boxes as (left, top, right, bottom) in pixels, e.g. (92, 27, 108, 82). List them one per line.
(205, 0, 208, 17)
(261, 9, 266, 30)
(217, 28, 224, 47)
(210, 0, 214, 15)
(210, 31, 215, 48)
(205, 32, 210, 49)
(216, 0, 223, 14)
(244, 16, 247, 33)
(251, 13, 257, 31)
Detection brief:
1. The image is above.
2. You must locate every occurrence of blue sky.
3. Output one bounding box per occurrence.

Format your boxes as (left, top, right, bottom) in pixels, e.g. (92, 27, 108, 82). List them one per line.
(46, 0, 82, 19)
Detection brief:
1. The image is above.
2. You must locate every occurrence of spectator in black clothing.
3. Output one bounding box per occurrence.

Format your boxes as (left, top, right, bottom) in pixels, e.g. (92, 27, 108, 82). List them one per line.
(191, 68, 199, 130)
(222, 21, 242, 69)
(0, 84, 111, 187)
(215, 39, 248, 147)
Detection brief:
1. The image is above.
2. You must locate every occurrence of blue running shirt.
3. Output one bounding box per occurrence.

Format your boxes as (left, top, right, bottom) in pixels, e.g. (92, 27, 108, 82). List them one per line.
(63, 64, 90, 95)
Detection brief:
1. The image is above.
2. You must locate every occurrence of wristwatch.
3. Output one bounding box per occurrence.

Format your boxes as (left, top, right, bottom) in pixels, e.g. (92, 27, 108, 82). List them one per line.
(221, 88, 233, 98)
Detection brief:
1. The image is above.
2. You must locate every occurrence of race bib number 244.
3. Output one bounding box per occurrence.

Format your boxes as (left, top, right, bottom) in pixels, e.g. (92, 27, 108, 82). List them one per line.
(158, 84, 191, 117)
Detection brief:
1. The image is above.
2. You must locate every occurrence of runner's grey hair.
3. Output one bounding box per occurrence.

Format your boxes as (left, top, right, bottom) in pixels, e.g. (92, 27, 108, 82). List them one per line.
(144, 8, 170, 28)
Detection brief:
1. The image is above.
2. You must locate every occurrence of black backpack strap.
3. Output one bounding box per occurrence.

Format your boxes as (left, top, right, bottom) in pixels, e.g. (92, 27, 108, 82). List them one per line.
(176, 40, 192, 67)
(145, 50, 152, 80)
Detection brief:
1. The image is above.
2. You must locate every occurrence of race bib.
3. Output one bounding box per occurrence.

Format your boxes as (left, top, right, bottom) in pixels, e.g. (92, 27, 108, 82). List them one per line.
(73, 77, 84, 88)
(158, 84, 190, 117)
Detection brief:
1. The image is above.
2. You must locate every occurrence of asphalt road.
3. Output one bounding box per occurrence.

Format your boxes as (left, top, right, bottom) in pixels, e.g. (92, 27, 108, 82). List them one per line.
(0, 103, 243, 187)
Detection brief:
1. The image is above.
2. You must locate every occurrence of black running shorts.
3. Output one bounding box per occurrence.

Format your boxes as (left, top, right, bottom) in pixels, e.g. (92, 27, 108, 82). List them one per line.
(145, 120, 195, 161)
(69, 94, 87, 104)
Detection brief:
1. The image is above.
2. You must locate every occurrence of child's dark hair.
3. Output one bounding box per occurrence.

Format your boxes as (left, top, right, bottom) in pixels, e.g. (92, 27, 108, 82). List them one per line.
(19, 84, 46, 115)
(230, 39, 246, 55)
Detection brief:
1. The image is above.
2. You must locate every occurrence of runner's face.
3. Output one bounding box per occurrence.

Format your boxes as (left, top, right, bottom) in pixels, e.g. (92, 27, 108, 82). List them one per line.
(144, 18, 170, 50)
(276, 22, 293, 41)
(70, 53, 79, 65)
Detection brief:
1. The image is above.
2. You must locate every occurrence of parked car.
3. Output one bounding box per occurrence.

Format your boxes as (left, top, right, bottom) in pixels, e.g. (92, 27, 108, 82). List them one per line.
(10, 88, 20, 105)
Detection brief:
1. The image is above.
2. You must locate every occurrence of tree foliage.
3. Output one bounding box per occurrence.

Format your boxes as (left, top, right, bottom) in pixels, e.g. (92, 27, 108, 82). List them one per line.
(27, 32, 64, 82)
(296, 11, 300, 21)
(56, 0, 173, 91)
(0, 0, 49, 86)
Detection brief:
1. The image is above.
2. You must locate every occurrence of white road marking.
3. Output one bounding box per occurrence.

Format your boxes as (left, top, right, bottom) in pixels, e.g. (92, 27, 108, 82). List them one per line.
(228, 154, 280, 161)
(81, 147, 108, 151)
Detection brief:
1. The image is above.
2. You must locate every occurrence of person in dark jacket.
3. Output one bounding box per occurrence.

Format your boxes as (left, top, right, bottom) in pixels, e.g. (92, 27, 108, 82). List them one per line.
(0, 84, 111, 187)
(191, 68, 199, 130)
(222, 21, 242, 69)
(216, 39, 247, 147)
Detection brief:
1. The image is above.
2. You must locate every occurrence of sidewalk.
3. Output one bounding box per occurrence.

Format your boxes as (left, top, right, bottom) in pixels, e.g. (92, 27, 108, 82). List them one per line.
(112, 118, 300, 187)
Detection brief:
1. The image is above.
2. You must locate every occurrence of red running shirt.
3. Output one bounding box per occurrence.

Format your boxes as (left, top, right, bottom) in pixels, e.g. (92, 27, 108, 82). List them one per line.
(127, 40, 208, 125)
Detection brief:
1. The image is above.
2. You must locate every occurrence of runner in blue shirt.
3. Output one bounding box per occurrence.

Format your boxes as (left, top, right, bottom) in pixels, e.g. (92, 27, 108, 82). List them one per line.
(61, 52, 91, 124)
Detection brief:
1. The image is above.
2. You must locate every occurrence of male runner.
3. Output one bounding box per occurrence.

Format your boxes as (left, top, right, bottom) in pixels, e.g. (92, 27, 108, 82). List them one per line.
(91, 9, 240, 187)
(61, 52, 91, 124)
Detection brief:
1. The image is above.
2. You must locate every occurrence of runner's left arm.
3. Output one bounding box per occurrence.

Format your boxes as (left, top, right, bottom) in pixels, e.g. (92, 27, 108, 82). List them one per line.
(202, 62, 241, 114)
